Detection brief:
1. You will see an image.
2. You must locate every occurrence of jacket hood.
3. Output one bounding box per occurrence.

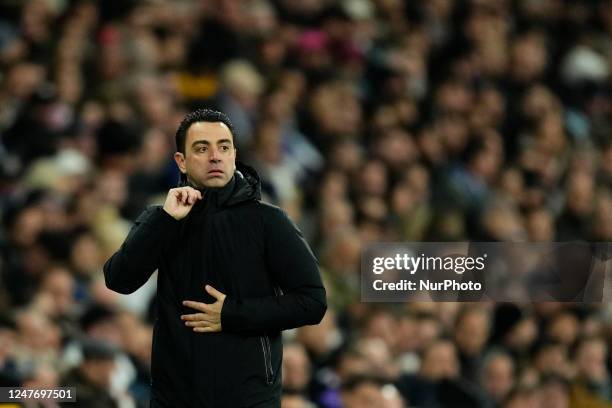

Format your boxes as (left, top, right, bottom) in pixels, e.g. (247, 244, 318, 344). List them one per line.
(178, 161, 261, 208)
(225, 161, 262, 206)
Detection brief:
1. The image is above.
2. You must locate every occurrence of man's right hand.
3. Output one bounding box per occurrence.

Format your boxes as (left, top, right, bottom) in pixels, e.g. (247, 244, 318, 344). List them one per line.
(163, 187, 202, 220)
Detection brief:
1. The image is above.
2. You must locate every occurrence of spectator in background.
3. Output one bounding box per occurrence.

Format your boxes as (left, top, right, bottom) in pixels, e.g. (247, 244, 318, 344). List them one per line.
(480, 350, 515, 406)
(396, 338, 486, 407)
(502, 386, 540, 408)
(571, 337, 612, 406)
(453, 306, 491, 383)
(339, 374, 400, 408)
(60, 338, 124, 408)
(540, 375, 571, 408)
(282, 342, 312, 394)
(216, 60, 264, 149)
(281, 390, 317, 408)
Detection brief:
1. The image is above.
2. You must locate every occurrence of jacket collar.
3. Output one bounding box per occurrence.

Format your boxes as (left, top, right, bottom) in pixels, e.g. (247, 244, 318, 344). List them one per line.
(226, 161, 262, 206)
(181, 161, 261, 209)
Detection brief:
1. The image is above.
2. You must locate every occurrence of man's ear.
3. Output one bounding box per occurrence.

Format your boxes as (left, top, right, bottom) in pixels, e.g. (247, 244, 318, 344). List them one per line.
(174, 152, 187, 174)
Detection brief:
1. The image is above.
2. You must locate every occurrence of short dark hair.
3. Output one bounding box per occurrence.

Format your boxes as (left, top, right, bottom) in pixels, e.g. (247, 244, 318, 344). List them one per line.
(175, 108, 236, 154)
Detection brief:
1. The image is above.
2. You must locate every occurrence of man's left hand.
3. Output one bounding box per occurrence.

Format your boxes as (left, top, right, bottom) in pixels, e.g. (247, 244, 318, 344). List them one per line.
(181, 285, 226, 333)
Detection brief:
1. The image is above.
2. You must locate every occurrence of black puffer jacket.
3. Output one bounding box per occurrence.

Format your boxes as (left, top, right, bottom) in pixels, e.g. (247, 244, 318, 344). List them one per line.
(103, 163, 327, 407)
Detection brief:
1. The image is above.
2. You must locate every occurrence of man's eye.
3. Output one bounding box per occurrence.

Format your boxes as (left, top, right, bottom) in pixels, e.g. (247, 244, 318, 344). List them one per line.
(197, 147, 207, 152)
(221, 146, 230, 151)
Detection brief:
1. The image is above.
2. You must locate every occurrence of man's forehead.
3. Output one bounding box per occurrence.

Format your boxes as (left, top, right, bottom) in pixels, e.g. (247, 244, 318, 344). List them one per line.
(186, 121, 233, 142)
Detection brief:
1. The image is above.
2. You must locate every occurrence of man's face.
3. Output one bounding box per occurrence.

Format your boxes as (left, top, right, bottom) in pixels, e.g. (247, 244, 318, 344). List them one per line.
(483, 356, 514, 401)
(455, 311, 489, 356)
(175, 121, 236, 188)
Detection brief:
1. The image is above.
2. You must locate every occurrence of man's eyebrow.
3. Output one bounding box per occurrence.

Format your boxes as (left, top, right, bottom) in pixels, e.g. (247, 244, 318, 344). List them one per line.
(191, 140, 210, 147)
(191, 139, 233, 147)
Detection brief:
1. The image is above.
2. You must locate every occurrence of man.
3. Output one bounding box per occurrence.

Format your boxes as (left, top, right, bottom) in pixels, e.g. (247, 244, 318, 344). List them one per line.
(60, 338, 121, 408)
(103, 109, 327, 407)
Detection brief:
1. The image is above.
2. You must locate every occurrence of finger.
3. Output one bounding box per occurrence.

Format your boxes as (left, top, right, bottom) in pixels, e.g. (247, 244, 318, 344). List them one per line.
(182, 313, 216, 323)
(185, 321, 209, 327)
(187, 188, 201, 205)
(194, 326, 219, 333)
(197, 303, 214, 313)
(191, 188, 200, 201)
(184, 189, 193, 205)
(180, 313, 207, 321)
(177, 189, 189, 205)
(182, 300, 209, 312)
(205, 285, 226, 301)
(173, 189, 183, 203)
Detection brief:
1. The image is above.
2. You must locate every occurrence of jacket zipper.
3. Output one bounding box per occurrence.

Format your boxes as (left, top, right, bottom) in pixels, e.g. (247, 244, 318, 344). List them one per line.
(259, 335, 273, 385)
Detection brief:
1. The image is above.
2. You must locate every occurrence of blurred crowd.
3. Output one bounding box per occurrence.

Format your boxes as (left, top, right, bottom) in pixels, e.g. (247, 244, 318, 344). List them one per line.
(0, 0, 611, 407)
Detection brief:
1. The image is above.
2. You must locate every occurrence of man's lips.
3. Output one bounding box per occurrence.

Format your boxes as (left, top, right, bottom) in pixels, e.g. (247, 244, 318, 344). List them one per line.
(208, 170, 224, 176)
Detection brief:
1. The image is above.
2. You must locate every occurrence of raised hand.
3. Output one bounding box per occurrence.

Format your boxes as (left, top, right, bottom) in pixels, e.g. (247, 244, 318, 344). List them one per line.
(162, 186, 202, 220)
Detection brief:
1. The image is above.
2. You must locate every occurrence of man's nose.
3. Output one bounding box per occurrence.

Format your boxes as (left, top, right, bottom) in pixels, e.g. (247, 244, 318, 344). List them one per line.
(209, 149, 220, 162)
